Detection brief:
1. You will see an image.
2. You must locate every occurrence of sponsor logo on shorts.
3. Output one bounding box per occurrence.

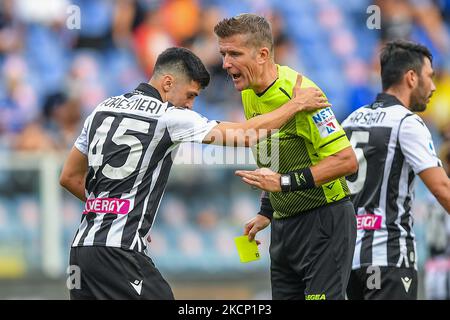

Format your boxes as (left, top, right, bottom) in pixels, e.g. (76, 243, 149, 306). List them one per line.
(401, 277, 412, 293)
(83, 198, 130, 215)
(130, 280, 143, 295)
(305, 294, 326, 300)
(356, 214, 382, 230)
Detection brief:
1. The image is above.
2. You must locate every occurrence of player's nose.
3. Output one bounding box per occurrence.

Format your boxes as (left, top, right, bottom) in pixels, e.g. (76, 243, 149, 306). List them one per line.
(185, 101, 194, 109)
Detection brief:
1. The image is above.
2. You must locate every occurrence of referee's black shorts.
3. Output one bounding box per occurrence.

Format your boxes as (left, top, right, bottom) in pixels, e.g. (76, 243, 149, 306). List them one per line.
(69, 246, 174, 300)
(270, 199, 356, 300)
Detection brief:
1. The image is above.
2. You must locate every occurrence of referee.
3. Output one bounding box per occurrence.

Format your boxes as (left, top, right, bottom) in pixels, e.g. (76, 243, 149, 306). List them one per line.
(216, 14, 358, 300)
(59, 47, 327, 299)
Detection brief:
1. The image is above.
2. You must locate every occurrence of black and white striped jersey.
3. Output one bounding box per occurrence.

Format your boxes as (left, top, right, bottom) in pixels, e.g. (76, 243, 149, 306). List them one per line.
(71, 83, 218, 254)
(342, 93, 442, 270)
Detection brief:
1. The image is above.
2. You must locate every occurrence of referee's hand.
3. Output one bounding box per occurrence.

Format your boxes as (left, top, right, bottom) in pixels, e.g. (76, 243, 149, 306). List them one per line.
(244, 214, 271, 243)
(235, 167, 281, 192)
(292, 75, 331, 112)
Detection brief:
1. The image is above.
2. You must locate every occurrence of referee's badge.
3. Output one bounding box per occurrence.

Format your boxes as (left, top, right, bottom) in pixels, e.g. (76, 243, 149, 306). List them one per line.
(311, 108, 341, 138)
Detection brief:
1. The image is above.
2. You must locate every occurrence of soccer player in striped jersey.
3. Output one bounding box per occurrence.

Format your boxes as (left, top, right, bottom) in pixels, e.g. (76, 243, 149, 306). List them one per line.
(342, 40, 450, 300)
(59, 47, 328, 300)
(215, 14, 358, 300)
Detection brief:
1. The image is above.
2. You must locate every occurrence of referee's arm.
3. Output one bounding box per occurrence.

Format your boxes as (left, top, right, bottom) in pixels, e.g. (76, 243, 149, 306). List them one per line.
(202, 77, 329, 146)
(60, 146, 88, 202)
(309, 146, 358, 186)
(235, 146, 357, 192)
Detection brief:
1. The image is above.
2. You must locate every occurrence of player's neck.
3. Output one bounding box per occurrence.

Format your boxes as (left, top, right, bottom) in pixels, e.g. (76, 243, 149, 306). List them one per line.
(384, 87, 412, 110)
(253, 63, 278, 94)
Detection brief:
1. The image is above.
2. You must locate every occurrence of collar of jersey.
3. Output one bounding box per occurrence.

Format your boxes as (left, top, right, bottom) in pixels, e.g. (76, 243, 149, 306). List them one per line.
(256, 77, 279, 97)
(134, 83, 163, 101)
(253, 64, 282, 98)
(375, 92, 405, 108)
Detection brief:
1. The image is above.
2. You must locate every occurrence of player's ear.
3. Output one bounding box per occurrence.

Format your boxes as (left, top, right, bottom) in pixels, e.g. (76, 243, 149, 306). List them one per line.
(162, 75, 174, 93)
(405, 70, 417, 89)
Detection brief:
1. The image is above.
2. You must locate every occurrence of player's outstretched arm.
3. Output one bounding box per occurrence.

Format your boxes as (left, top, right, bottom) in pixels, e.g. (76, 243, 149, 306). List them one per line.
(235, 146, 358, 192)
(202, 76, 330, 146)
(419, 167, 450, 213)
(60, 147, 88, 202)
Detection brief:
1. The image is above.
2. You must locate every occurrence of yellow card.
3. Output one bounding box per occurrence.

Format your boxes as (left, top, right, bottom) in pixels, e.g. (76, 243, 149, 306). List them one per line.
(234, 236, 260, 263)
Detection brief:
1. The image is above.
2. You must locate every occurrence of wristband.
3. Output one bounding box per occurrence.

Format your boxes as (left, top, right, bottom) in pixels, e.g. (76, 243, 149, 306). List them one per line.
(258, 191, 273, 220)
(289, 167, 315, 191)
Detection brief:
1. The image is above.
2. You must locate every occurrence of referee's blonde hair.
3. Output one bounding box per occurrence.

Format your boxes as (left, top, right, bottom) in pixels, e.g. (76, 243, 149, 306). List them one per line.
(214, 13, 274, 56)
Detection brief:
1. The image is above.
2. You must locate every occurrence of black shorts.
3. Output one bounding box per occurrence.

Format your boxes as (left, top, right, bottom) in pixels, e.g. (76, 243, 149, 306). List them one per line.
(347, 266, 418, 300)
(69, 246, 174, 300)
(270, 199, 356, 300)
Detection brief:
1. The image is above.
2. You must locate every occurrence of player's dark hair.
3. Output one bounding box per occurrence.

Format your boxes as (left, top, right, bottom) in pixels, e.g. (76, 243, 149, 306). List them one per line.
(153, 47, 210, 89)
(214, 13, 274, 55)
(380, 40, 433, 91)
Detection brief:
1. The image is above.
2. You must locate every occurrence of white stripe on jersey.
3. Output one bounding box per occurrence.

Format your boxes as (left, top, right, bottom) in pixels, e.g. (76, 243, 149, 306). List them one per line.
(128, 119, 178, 251)
(72, 215, 88, 247)
(104, 120, 169, 248)
(81, 191, 111, 246)
(366, 117, 399, 269)
(83, 214, 105, 246)
(130, 146, 178, 252)
(395, 161, 412, 268)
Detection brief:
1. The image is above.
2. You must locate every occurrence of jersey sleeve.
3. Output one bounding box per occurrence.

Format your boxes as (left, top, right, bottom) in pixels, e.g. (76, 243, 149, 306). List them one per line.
(165, 107, 218, 143)
(74, 113, 93, 155)
(399, 115, 442, 174)
(296, 107, 351, 158)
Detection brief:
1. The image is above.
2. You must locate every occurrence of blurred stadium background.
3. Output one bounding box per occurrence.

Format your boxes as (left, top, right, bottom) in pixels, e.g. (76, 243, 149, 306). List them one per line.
(0, 0, 450, 300)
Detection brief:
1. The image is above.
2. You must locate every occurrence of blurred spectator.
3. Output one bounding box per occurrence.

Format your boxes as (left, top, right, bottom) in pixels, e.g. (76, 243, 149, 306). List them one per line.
(373, 0, 450, 72)
(42, 92, 82, 150)
(132, 6, 175, 76)
(160, 0, 200, 45)
(269, 10, 303, 71)
(13, 121, 57, 151)
(442, 122, 450, 142)
(422, 70, 450, 131)
(66, 50, 107, 113)
(111, 0, 147, 48)
(71, 0, 114, 50)
(0, 0, 24, 54)
(14, 0, 69, 26)
(0, 55, 39, 138)
(186, 5, 241, 118)
(196, 207, 220, 231)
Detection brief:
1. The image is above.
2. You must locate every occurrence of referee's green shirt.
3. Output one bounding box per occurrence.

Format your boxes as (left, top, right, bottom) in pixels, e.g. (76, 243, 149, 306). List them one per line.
(242, 65, 351, 219)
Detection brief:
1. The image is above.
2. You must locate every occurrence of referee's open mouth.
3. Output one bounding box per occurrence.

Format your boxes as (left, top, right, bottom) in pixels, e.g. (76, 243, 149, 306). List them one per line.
(230, 72, 242, 81)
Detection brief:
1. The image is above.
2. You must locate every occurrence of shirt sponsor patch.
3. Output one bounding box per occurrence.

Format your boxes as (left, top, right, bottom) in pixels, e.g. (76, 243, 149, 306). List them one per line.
(83, 198, 130, 215)
(311, 108, 341, 138)
(356, 214, 382, 230)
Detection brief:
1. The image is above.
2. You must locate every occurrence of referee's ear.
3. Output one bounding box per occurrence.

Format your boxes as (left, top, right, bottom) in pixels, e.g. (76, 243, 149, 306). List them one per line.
(257, 47, 271, 65)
